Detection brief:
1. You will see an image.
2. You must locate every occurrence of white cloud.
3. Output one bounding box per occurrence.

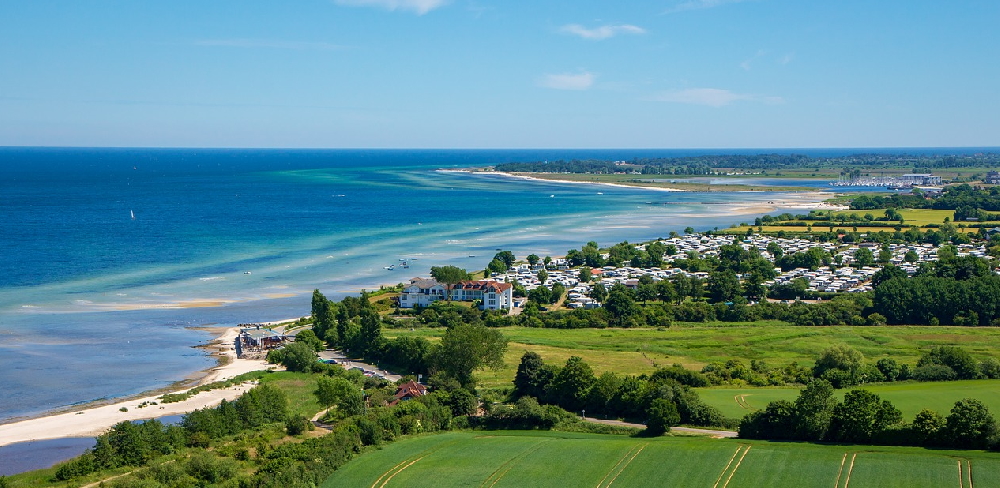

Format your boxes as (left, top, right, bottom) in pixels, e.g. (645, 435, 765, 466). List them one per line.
(559, 24, 646, 40)
(779, 52, 795, 65)
(652, 88, 783, 107)
(194, 39, 346, 50)
(663, 0, 745, 14)
(333, 0, 448, 15)
(538, 72, 595, 91)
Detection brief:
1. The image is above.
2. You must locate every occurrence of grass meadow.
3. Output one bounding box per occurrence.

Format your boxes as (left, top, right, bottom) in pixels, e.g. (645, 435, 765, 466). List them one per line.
(384, 325, 1000, 389)
(320, 430, 1000, 488)
(697, 379, 1000, 420)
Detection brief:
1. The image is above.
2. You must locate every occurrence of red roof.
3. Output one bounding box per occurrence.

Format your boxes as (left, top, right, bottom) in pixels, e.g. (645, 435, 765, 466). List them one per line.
(389, 381, 427, 406)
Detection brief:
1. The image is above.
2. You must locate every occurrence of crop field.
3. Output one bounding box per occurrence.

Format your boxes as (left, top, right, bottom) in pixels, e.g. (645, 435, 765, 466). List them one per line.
(698, 379, 1000, 420)
(384, 326, 1000, 388)
(321, 431, 1000, 488)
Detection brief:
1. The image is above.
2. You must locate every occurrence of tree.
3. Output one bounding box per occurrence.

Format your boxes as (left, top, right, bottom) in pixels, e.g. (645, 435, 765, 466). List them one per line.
(430, 266, 471, 300)
(537, 269, 548, 284)
(589, 283, 608, 303)
(513, 351, 555, 399)
(315, 377, 364, 416)
(904, 250, 919, 263)
(578, 267, 592, 283)
(357, 309, 384, 357)
(684, 226, 695, 234)
(918, 346, 980, 380)
(492, 250, 515, 270)
(945, 398, 999, 449)
(312, 289, 335, 342)
(294, 329, 325, 352)
(707, 270, 741, 303)
(793, 379, 837, 441)
(434, 323, 508, 387)
(645, 398, 681, 436)
(486, 258, 507, 276)
(527, 254, 540, 266)
(828, 389, 901, 443)
(854, 247, 875, 268)
(547, 356, 595, 411)
(527, 285, 551, 305)
(549, 282, 566, 304)
(813, 345, 864, 381)
(911, 409, 945, 445)
(275, 341, 317, 373)
(604, 284, 640, 327)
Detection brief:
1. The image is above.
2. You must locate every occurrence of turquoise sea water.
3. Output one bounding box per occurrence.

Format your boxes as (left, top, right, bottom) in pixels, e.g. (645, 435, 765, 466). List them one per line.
(0, 147, 964, 424)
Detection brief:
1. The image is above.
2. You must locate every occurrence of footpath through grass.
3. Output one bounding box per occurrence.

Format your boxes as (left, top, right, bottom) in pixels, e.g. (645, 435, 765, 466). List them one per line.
(321, 430, 1000, 488)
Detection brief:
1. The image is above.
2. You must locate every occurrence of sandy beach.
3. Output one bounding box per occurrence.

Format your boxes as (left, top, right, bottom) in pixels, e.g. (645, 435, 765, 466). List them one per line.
(451, 170, 848, 211)
(0, 326, 280, 447)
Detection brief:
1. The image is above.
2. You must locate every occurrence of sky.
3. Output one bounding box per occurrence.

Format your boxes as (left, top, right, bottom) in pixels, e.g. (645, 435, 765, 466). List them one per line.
(1, 0, 998, 149)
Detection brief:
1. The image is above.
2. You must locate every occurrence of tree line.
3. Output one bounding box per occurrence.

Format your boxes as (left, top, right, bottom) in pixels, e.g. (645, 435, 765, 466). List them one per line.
(739, 379, 1000, 449)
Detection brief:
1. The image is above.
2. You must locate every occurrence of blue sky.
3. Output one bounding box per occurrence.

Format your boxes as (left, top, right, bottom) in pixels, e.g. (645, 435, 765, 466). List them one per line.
(1, 0, 997, 148)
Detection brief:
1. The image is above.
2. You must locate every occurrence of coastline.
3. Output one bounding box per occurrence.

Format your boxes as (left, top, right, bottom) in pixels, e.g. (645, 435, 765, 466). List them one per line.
(455, 170, 847, 211)
(0, 323, 291, 447)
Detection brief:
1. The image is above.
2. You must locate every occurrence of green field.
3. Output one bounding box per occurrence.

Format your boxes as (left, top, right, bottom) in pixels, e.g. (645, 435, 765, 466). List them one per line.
(385, 325, 1000, 388)
(698, 379, 1000, 420)
(321, 430, 1000, 488)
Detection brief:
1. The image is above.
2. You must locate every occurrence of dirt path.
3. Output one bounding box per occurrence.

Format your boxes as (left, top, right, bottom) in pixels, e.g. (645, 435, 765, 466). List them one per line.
(582, 417, 738, 438)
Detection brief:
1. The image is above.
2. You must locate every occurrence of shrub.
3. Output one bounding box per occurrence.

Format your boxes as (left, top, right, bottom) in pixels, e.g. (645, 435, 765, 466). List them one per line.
(912, 364, 958, 382)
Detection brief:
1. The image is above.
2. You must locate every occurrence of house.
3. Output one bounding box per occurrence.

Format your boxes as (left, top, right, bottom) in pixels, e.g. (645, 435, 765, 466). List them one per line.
(452, 280, 513, 310)
(398, 278, 447, 308)
(398, 278, 513, 310)
(388, 380, 428, 406)
(986, 171, 1000, 185)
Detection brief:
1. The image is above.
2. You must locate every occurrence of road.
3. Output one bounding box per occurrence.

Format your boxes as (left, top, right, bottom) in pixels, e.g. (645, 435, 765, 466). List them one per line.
(583, 417, 738, 438)
(317, 350, 404, 382)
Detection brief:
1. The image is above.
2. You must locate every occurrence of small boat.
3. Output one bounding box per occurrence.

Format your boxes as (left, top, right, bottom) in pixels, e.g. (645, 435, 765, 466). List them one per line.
(383, 265, 395, 271)
(597, 192, 603, 195)
(130, 209, 135, 220)
(244, 271, 252, 275)
(550, 195, 555, 198)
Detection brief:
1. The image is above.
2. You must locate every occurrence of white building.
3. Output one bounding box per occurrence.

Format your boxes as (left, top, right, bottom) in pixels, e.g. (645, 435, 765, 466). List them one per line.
(399, 278, 447, 308)
(399, 278, 514, 310)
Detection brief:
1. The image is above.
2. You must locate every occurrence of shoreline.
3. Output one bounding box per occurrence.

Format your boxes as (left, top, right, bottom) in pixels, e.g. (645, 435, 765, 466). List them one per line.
(0, 320, 300, 447)
(452, 170, 847, 211)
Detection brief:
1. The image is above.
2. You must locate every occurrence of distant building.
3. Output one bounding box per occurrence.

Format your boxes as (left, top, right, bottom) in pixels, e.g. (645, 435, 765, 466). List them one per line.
(986, 171, 1000, 185)
(899, 174, 942, 185)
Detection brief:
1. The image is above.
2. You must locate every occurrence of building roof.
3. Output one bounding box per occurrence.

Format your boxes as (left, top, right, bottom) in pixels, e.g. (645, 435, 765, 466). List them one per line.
(389, 380, 428, 405)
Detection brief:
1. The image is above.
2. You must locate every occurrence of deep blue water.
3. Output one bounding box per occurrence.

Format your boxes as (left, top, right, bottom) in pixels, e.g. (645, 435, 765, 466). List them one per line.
(0, 147, 992, 429)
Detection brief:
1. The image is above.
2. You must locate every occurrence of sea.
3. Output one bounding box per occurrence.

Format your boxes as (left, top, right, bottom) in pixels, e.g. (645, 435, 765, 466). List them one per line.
(0, 146, 985, 474)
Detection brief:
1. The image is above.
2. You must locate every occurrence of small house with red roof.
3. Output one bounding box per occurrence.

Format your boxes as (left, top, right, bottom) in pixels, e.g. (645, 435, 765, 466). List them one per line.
(388, 380, 428, 406)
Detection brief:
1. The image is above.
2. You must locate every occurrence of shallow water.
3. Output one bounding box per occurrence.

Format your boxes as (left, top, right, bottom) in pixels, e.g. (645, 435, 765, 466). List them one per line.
(0, 148, 873, 422)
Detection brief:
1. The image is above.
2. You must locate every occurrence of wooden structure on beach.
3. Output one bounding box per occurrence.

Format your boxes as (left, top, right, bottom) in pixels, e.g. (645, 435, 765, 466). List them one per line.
(237, 327, 288, 358)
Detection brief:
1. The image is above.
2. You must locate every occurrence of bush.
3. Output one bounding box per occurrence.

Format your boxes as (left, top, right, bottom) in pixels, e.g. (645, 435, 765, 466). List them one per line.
(912, 364, 958, 382)
(285, 414, 313, 436)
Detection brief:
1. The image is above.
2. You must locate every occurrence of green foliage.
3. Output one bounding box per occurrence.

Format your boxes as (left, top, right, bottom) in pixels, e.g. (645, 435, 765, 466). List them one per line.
(644, 398, 680, 435)
(945, 398, 999, 449)
(513, 351, 556, 400)
(828, 389, 902, 443)
(917, 346, 980, 380)
(294, 329, 325, 352)
(432, 322, 508, 387)
(273, 341, 318, 373)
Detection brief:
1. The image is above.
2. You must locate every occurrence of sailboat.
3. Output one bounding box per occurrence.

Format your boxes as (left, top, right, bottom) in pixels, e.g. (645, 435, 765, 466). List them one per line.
(130, 209, 135, 221)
